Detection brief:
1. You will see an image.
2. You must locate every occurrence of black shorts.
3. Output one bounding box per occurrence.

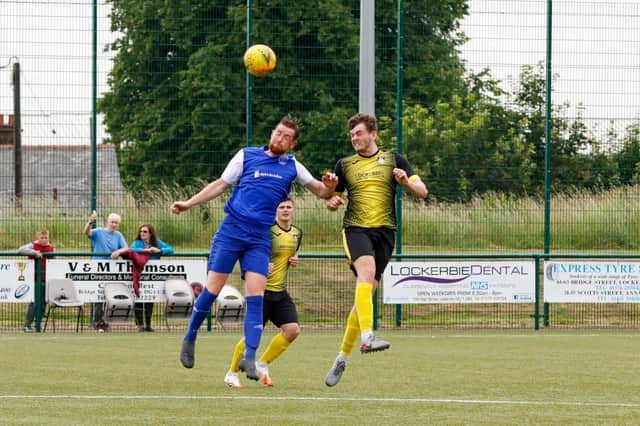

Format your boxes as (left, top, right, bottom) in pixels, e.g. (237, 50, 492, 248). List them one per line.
(342, 226, 395, 281)
(263, 289, 299, 328)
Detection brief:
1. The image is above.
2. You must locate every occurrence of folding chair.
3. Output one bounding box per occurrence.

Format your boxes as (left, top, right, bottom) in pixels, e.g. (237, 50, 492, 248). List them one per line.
(102, 282, 134, 325)
(215, 285, 245, 329)
(43, 278, 84, 332)
(163, 278, 194, 331)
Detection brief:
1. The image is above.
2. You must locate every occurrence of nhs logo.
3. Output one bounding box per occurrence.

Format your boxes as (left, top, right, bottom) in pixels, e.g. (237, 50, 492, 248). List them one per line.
(470, 281, 489, 290)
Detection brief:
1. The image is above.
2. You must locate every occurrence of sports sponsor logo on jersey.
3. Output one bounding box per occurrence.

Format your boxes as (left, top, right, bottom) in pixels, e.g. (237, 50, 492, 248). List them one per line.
(254, 170, 284, 179)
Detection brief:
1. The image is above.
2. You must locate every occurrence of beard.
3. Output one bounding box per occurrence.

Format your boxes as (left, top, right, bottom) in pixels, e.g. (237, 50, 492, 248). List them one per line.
(268, 141, 288, 155)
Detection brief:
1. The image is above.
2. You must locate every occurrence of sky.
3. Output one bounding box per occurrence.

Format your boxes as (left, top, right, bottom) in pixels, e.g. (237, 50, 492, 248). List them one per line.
(0, 0, 115, 145)
(1, 0, 639, 145)
(461, 0, 640, 139)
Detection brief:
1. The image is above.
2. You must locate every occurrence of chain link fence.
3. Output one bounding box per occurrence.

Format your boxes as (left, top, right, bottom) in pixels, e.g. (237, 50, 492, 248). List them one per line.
(1, 0, 639, 330)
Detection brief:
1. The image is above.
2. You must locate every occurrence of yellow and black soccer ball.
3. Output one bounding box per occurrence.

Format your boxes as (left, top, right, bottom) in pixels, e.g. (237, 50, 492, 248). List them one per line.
(243, 44, 277, 77)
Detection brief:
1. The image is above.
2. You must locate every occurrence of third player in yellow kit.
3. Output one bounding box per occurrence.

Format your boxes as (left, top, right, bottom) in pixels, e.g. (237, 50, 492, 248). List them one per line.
(224, 198, 303, 388)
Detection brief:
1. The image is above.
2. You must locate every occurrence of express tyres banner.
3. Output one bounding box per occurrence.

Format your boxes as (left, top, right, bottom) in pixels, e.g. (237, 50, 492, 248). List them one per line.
(47, 259, 207, 303)
(544, 261, 640, 303)
(383, 261, 535, 304)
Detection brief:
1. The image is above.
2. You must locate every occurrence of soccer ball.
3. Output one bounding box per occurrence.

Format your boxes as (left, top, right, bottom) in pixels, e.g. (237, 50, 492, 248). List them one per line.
(243, 44, 277, 77)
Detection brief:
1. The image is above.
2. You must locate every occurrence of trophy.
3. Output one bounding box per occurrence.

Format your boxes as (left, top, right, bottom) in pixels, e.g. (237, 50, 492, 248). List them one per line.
(16, 261, 27, 281)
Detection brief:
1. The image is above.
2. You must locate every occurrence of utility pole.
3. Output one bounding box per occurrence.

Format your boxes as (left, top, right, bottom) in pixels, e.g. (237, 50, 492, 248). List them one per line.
(13, 62, 22, 210)
(359, 0, 375, 115)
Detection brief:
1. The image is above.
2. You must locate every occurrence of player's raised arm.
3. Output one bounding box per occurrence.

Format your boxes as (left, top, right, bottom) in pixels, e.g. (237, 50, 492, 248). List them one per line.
(171, 178, 231, 214)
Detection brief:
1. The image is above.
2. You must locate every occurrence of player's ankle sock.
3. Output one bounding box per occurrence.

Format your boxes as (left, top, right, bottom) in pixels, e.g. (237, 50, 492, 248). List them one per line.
(243, 295, 264, 359)
(355, 282, 374, 334)
(184, 287, 216, 342)
(361, 330, 374, 343)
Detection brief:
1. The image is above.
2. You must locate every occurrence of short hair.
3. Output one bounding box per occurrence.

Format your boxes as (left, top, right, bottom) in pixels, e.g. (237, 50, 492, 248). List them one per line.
(107, 213, 121, 223)
(36, 228, 49, 237)
(279, 115, 301, 141)
(348, 113, 377, 133)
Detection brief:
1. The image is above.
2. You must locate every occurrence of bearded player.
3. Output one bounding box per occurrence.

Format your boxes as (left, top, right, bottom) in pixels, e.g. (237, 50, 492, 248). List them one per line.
(171, 116, 337, 381)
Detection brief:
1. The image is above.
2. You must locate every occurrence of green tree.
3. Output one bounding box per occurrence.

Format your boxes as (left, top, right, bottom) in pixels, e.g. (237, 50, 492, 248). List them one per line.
(99, 1, 246, 190)
(380, 70, 535, 201)
(99, 0, 469, 190)
(513, 62, 619, 193)
(613, 122, 640, 185)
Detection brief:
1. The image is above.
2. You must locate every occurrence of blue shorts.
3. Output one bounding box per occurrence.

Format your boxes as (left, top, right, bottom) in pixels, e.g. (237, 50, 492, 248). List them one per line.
(208, 215, 271, 277)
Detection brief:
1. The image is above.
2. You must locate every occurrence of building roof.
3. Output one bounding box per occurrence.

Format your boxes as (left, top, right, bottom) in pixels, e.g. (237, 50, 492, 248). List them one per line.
(0, 144, 124, 212)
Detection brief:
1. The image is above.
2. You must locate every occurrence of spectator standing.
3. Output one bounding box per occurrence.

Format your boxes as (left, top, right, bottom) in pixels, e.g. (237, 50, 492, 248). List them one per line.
(18, 229, 54, 332)
(83, 211, 128, 332)
(114, 224, 174, 332)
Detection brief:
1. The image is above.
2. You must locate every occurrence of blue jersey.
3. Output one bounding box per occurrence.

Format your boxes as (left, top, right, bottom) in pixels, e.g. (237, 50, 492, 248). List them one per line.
(222, 146, 308, 226)
(89, 228, 127, 259)
(130, 238, 174, 259)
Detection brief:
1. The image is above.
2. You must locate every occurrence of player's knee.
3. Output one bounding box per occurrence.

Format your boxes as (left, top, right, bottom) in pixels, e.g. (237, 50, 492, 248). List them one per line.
(282, 323, 300, 342)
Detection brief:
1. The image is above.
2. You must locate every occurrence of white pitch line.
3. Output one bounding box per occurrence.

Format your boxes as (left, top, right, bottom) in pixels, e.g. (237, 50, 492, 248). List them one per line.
(0, 395, 638, 408)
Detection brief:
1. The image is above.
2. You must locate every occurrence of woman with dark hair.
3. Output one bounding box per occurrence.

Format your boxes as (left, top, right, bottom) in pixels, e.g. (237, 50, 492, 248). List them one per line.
(125, 224, 174, 332)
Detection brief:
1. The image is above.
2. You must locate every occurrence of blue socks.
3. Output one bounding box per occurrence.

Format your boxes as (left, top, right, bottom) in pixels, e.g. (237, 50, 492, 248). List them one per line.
(183, 289, 263, 362)
(243, 295, 264, 359)
(184, 288, 216, 342)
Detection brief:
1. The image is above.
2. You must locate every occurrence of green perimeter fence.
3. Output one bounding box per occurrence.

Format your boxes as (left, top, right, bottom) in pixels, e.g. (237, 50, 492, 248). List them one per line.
(2, 2, 640, 331)
(1, 252, 639, 332)
(2, 1, 640, 254)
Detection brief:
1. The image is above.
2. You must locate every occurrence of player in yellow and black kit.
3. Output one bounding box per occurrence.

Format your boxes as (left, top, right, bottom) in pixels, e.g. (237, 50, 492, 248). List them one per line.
(224, 198, 303, 388)
(325, 113, 428, 387)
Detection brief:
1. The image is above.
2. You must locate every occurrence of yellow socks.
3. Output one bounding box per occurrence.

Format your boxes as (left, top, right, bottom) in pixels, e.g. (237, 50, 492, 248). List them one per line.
(355, 282, 374, 336)
(259, 332, 290, 365)
(339, 308, 361, 356)
(229, 338, 245, 373)
(231, 333, 292, 373)
(231, 333, 292, 371)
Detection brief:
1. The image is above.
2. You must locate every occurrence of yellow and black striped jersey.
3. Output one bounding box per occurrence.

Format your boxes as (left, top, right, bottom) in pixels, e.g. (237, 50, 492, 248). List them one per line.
(334, 150, 416, 229)
(266, 223, 303, 292)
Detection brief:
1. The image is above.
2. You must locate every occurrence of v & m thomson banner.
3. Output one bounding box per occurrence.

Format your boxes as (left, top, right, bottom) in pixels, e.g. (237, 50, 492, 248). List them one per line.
(47, 259, 207, 303)
(0, 259, 35, 302)
(544, 261, 640, 303)
(383, 261, 535, 304)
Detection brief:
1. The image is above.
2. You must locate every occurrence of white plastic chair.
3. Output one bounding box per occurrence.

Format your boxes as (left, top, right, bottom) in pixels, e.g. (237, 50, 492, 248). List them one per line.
(163, 278, 194, 330)
(43, 278, 84, 332)
(215, 285, 245, 329)
(102, 282, 134, 325)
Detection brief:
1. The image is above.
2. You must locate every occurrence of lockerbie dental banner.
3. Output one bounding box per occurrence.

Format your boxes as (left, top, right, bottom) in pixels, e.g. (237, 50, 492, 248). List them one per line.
(383, 261, 535, 304)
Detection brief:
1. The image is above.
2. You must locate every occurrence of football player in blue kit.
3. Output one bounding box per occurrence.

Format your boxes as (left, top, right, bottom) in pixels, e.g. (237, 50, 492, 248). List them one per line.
(171, 116, 337, 381)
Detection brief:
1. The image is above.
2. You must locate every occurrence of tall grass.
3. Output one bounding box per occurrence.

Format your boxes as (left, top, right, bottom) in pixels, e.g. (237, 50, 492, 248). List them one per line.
(2, 185, 640, 253)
